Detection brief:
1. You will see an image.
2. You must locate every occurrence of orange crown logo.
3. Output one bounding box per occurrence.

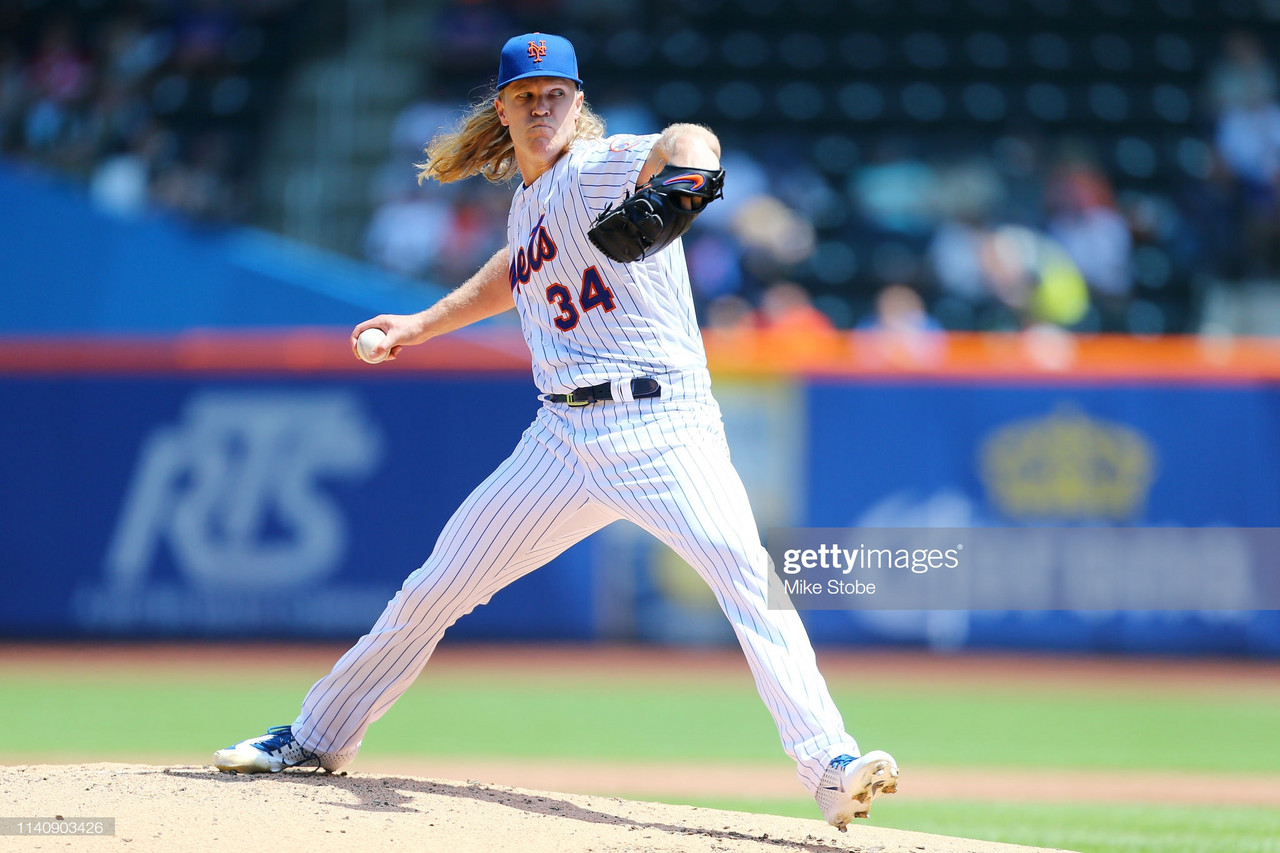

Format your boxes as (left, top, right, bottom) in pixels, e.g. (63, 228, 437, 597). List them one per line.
(527, 40, 547, 63)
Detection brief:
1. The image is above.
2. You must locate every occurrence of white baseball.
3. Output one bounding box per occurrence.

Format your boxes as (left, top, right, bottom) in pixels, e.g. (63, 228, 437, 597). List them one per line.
(356, 327, 389, 364)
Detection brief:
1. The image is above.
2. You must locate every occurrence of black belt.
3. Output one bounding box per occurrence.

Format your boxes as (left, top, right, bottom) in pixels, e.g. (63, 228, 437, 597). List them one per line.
(546, 377, 661, 407)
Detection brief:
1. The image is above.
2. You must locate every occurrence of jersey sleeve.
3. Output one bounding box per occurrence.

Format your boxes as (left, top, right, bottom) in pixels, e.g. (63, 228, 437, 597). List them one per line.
(575, 133, 660, 209)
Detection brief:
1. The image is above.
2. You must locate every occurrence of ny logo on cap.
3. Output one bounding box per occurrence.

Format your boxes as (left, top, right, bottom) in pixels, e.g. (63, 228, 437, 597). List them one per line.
(527, 39, 547, 62)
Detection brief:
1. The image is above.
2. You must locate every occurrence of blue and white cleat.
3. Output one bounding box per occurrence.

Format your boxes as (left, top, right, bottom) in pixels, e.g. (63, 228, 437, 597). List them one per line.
(815, 750, 899, 830)
(213, 725, 324, 774)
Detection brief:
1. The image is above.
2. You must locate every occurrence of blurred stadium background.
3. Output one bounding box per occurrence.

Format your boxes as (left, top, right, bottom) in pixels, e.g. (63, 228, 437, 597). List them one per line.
(2, 0, 1279, 658)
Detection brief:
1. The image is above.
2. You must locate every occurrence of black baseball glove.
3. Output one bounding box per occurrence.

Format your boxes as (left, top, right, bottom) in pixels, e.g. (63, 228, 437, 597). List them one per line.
(587, 164, 726, 263)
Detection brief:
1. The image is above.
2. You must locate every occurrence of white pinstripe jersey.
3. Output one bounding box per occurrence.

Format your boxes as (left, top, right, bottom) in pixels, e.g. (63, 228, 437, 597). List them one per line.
(506, 133, 708, 395)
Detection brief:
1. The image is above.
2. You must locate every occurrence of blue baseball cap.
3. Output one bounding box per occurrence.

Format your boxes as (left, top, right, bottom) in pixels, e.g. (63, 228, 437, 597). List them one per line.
(497, 32, 582, 90)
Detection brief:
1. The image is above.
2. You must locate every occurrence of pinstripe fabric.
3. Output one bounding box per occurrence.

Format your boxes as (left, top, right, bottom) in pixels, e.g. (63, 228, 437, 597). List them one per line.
(293, 397, 859, 791)
(290, 132, 861, 794)
(292, 415, 615, 767)
(577, 398, 859, 791)
(509, 134, 706, 395)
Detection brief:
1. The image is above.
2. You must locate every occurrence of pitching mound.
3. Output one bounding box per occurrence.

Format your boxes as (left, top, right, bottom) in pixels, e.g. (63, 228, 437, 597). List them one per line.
(2, 764, 1073, 852)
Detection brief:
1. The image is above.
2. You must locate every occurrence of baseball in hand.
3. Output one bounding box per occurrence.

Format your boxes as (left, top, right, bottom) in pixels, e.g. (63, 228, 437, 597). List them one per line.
(356, 328, 389, 364)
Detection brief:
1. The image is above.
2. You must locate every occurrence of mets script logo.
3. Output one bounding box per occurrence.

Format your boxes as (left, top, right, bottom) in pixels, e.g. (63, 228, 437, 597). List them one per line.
(104, 391, 383, 590)
(527, 39, 547, 62)
(662, 172, 706, 191)
(509, 213, 558, 291)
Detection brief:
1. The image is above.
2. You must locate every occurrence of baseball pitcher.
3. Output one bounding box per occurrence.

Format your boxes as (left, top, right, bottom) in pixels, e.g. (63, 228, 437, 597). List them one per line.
(213, 31, 898, 831)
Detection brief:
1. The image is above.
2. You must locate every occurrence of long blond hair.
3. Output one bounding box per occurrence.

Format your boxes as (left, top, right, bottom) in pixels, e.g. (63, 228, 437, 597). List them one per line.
(416, 86, 606, 185)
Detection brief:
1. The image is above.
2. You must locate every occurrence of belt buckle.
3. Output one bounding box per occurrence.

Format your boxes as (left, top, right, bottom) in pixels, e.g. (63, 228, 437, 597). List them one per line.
(567, 389, 591, 407)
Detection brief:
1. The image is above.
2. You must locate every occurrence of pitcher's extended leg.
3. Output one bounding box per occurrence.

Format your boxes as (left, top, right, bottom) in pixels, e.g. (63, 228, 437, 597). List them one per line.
(597, 422, 859, 792)
(291, 416, 616, 766)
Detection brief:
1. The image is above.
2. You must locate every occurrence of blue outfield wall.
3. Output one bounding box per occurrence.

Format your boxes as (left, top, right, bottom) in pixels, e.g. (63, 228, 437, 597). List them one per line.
(0, 368, 1278, 654)
(0, 372, 602, 641)
(797, 381, 1280, 656)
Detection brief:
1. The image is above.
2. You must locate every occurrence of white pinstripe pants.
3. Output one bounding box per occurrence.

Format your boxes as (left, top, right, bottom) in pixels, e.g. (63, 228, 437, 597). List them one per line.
(293, 394, 859, 792)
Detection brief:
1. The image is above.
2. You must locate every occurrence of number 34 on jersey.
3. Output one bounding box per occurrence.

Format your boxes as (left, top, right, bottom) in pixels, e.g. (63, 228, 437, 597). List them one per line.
(510, 215, 617, 332)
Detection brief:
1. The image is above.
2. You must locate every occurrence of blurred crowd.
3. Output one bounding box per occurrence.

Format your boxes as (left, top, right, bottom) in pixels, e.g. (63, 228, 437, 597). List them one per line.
(366, 19, 1280, 336)
(0, 0, 300, 223)
(6, 2, 1280, 337)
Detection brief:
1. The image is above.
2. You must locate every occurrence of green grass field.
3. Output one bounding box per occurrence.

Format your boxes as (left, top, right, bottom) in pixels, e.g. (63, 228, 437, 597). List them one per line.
(690, 799, 1280, 853)
(2, 657, 1278, 853)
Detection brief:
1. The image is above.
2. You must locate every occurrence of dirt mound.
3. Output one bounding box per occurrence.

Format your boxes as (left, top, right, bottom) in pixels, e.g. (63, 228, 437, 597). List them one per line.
(1, 763, 1075, 852)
